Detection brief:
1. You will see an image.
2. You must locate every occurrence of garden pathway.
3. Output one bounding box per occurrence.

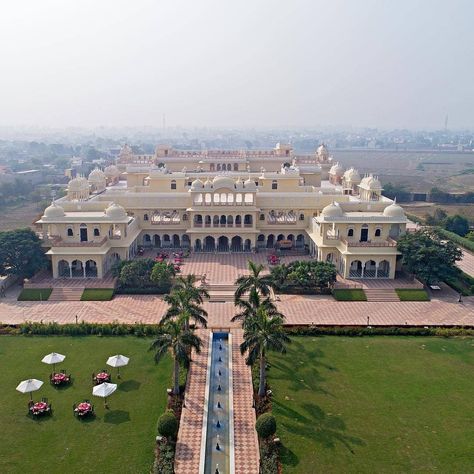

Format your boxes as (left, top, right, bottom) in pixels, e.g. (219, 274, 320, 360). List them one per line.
(458, 250, 474, 278)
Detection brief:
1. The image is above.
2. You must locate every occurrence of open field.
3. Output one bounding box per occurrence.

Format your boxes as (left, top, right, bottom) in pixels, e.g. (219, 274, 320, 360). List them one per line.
(269, 336, 474, 474)
(333, 150, 474, 193)
(0, 336, 171, 473)
(401, 203, 474, 223)
(0, 202, 40, 232)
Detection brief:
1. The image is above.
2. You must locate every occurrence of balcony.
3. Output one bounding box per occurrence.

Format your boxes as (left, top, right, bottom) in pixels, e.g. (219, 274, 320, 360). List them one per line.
(341, 237, 397, 248)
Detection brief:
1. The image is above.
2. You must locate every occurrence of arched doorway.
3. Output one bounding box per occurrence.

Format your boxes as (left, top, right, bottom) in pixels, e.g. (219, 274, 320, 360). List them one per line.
(71, 260, 84, 278)
(163, 234, 171, 248)
(244, 239, 251, 251)
(257, 234, 265, 248)
(296, 234, 305, 247)
(85, 260, 98, 277)
(217, 236, 229, 252)
(378, 260, 390, 278)
(153, 235, 161, 247)
(172, 234, 180, 247)
(231, 236, 242, 251)
(182, 235, 190, 248)
(267, 234, 275, 248)
(277, 234, 285, 242)
(349, 260, 362, 278)
(364, 260, 377, 278)
(204, 236, 215, 251)
(58, 260, 70, 278)
(195, 238, 202, 251)
(143, 234, 151, 246)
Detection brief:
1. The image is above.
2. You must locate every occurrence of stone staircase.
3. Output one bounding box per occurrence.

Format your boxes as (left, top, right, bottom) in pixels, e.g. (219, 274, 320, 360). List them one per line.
(207, 283, 240, 303)
(364, 288, 400, 302)
(48, 287, 85, 301)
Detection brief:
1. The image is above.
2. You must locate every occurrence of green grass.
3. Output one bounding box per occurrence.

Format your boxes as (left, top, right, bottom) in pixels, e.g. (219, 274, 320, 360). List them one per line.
(0, 336, 172, 473)
(268, 336, 474, 473)
(395, 288, 430, 301)
(332, 289, 367, 301)
(17, 288, 52, 301)
(80, 288, 115, 301)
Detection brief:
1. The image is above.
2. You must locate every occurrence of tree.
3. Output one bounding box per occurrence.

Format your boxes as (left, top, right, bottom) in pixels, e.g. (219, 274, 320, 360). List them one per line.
(172, 274, 209, 304)
(286, 261, 336, 290)
(255, 413, 277, 439)
(157, 410, 178, 439)
(118, 258, 155, 288)
(0, 228, 47, 279)
(231, 288, 284, 328)
(397, 230, 462, 285)
(162, 288, 208, 328)
(240, 307, 290, 397)
(150, 316, 202, 395)
(425, 208, 447, 226)
(466, 231, 474, 242)
(150, 262, 177, 287)
(444, 215, 469, 237)
(234, 260, 274, 303)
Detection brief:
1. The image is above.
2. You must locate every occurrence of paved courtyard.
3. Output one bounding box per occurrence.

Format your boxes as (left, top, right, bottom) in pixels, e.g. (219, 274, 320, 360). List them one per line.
(459, 250, 474, 278)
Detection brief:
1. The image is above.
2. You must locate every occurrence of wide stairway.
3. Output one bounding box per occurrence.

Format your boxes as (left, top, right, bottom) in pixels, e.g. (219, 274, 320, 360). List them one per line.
(364, 288, 400, 302)
(206, 283, 239, 302)
(48, 287, 85, 302)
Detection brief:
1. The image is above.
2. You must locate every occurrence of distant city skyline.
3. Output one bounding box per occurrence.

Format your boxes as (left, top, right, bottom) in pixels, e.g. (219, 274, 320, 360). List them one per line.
(1, 0, 473, 129)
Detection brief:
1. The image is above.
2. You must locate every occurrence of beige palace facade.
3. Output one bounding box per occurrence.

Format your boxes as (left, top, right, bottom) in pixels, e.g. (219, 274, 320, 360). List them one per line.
(36, 143, 406, 280)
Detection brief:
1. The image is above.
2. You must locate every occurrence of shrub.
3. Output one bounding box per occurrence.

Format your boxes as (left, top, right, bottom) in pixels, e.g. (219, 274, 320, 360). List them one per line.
(152, 443, 175, 474)
(256, 413, 277, 439)
(435, 227, 474, 253)
(115, 285, 171, 295)
(260, 440, 279, 474)
(157, 410, 178, 439)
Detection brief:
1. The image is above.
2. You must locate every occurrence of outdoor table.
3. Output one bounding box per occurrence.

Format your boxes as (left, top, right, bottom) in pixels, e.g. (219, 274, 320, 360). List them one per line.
(75, 402, 92, 416)
(30, 401, 49, 415)
(94, 372, 110, 384)
(51, 372, 69, 385)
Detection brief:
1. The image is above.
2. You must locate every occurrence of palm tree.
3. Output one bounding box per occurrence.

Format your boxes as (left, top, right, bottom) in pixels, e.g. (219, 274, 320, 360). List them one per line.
(150, 315, 202, 395)
(240, 307, 290, 397)
(172, 274, 210, 304)
(163, 288, 208, 328)
(234, 260, 275, 303)
(232, 288, 284, 328)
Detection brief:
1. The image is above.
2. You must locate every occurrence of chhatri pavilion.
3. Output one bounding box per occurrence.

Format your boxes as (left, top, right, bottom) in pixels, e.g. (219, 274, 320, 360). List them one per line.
(36, 143, 407, 280)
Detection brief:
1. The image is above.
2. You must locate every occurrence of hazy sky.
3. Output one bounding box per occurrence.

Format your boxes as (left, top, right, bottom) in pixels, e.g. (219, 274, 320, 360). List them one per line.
(1, 0, 473, 129)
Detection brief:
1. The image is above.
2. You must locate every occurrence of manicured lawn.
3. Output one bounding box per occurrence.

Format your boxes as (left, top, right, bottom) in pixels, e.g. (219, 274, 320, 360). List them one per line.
(268, 336, 474, 473)
(80, 288, 115, 301)
(395, 288, 430, 301)
(17, 288, 52, 301)
(0, 336, 171, 473)
(332, 289, 367, 301)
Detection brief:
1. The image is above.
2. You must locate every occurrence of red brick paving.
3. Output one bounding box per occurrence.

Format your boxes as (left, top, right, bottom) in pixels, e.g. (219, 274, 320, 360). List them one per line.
(459, 250, 474, 278)
(175, 330, 210, 474)
(231, 329, 259, 474)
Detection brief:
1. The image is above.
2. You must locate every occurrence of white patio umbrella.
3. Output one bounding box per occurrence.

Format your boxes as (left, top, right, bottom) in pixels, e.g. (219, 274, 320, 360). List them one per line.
(16, 379, 44, 401)
(92, 382, 117, 408)
(41, 352, 66, 373)
(106, 354, 129, 379)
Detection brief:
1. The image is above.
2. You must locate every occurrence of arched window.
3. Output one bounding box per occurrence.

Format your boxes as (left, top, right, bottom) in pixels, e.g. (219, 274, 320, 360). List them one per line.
(272, 180, 278, 190)
(348, 228, 354, 237)
(217, 164, 221, 171)
(67, 228, 73, 237)
(93, 228, 100, 237)
(260, 213, 265, 221)
(144, 213, 149, 221)
(182, 213, 188, 221)
(171, 180, 176, 190)
(233, 163, 238, 171)
(299, 213, 305, 221)
(375, 228, 381, 237)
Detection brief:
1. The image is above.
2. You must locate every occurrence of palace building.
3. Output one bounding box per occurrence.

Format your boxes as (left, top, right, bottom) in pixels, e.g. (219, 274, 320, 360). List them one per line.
(36, 143, 407, 280)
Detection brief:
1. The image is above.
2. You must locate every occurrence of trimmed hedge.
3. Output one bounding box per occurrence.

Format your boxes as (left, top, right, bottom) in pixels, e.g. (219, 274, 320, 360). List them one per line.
(395, 289, 430, 301)
(17, 288, 52, 301)
(445, 271, 474, 296)
(284, 326, 474, 337)
(435, 227, 474, 253)
(275, 286, 332, 295)
(115, 285, 171, 295)
(157, 410, 178, 439)
(15, 321, 160, 336)
(256, 413, 277, 439)
(333, 289, 367, 301)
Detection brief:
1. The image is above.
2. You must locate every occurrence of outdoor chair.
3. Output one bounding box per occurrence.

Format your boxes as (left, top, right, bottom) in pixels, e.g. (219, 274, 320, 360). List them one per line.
(41, 397, 48, 403)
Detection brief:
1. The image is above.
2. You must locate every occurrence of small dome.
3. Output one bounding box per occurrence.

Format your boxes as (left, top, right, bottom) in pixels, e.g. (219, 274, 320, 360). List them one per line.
(191, 178, 204, 189)
(317, 144, 329, 157)
(204, 177, 213, 188)
(212, 176, 236, 189)
(244, 177, 257, 190)
(383, 200, 405, 218)
(105, 202, 127, 219)
(43, 201, 65, 219)
(368, 177, 382, 190)
(104, 165, 120, 178)
(343, 167, 361, 182)
(329, 162, 344, 176)
(321, 202, 344, 218)
(88, 168, 106, 183)
(68, 176, 89, 191)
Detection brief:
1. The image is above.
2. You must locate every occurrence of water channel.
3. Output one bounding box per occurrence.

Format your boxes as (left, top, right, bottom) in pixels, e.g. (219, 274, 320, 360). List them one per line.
(201, 331, 234, 474)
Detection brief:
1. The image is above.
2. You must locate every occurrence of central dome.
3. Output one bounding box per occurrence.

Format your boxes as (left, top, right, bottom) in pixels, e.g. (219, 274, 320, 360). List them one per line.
(383, 200, 405, 218)
(43, 201, 65, 219)
(105, 202, 127, 219)
(321, 202, 344, 218)
(212, 176, 236, 189)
